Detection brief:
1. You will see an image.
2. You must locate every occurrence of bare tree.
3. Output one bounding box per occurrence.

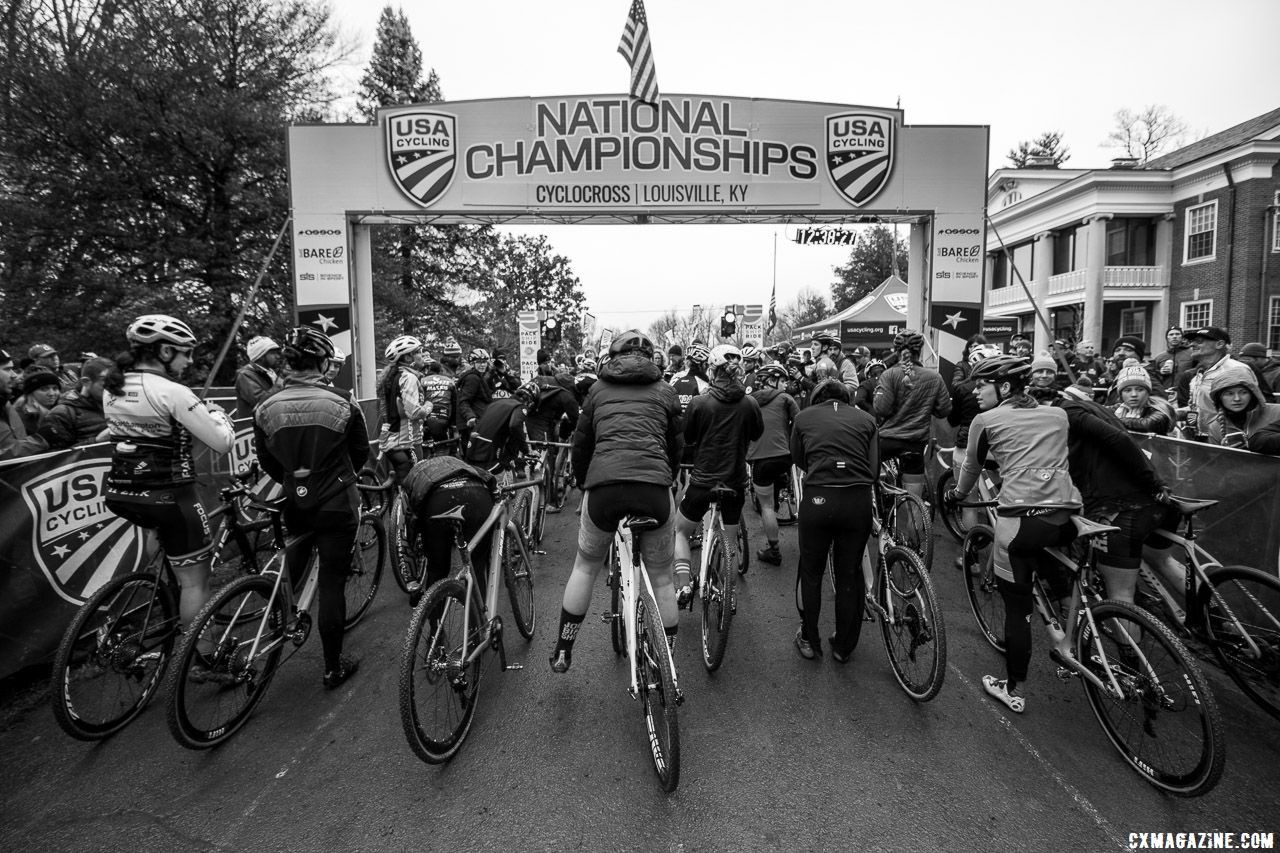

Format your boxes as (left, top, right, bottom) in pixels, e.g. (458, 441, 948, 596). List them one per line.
(1106, 105, 1188, 164)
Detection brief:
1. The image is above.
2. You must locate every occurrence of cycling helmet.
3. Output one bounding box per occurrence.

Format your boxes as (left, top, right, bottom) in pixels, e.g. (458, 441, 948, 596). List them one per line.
(127, 314, 197, 347)
(740, 343, 761, 362)
(756, 364, 788, 385)
(385, 334, 423, 362)
(969, 354, 1032, 384)
(332, 346, 348, 362)
(686, 342, 710, 364)
(442, 339, 463, 356)
(968, 344, 1002, 366)
(709, 343, 742, 368)
(865, 358, 886, 375)
(515, 379, 541, 403)
(608, 329, 655, 358)
(812, 332, 841, 349)
(896, 331, 925, 353)
(285, 325, 336, 360)
(246, 336, 280, 363)
(469, 348, 491, 362)
(810, 378, 851, 406)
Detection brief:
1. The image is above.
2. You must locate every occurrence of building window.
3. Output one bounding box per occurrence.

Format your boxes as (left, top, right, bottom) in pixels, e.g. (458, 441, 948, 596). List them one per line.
(1273, 209, 1280, 253)
(1181, 299, 1213, 329)
(1120, 307, 1147, 338)
(1184, 202, 1216, 263)
(1270, 297, 1280, 351)
(1106, 218, 1155, 266)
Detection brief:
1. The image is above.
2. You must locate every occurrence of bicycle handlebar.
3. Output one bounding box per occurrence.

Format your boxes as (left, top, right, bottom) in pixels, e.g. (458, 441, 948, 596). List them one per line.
(501, 479, 542, 493)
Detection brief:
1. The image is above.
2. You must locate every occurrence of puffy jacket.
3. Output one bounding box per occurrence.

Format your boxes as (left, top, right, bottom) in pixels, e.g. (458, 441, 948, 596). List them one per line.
(235, 362, 278, 419)
(873, 363, 952, 441)
(1056, 398, 1165, 514)
(789, 399, 878, 488)
(455, 367, 493, 425)
(684, 381, 763, 489)
(1114, 396, 1175, 436)
(1186, 355, 1244, 438)
(1248, 419, 1280, 455)
(747, 386, 798, 461)
(956, 398, 1082, 515)
(525, 377, 580, 442)
(40, 391, 107, 449)
(572, 354, 683, 489)
(403, 456, 496, 508)
(465, 397, 529, 471)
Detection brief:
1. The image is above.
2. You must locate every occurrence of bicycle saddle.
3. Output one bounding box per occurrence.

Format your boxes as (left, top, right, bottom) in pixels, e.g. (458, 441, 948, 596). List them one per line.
(709, 484, 737, 502)
(624, 515, 661, 533)
(430, 504, 467, 523)
(1166, 495, 1218, 516)
(1070, 516, 1120, 539)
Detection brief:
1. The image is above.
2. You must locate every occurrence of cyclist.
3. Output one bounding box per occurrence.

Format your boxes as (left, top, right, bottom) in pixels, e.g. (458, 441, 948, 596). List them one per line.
(852, 358, 885, 413)
(102, 315, 235, 662)
(438, 338, 464, 378)
(402, 455, 498, 601)
(672, 344, 763, 604)
(740, 342, 763, 391)
(377, 335, 432, 484)
(945, 355, 1081, 714)
(782, 349, 813, 407)
(254, 326, 370, 689)
(419, 355, 458, 445)
(789, 379, 878, 662)
(669, 340, 710, 479)
(948, 344, 1001, 537)
(810, 332, 859, 392)
(872, 331, 951, 504)
(464, 379, 537, 474)
(665, 344, 685, 381)
(550, 330, 684, 673)
(747, 363, 799, 566)
(527, 368, 581, 509)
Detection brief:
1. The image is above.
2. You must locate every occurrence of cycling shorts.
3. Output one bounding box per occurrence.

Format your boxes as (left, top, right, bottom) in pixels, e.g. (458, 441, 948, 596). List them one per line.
(679, 483, 746, 526)
(1092, 501, 1180, 568)
(750, 456, 791, 492)
(577, 483, 674, 570)
(105, 483, 211, 561)
(878, 437, 925, 476)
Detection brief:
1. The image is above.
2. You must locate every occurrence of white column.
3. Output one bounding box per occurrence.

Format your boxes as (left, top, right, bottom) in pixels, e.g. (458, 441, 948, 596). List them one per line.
(908, 222, 927, 332)
(1083, 214, 1112, 348)
(352, 224, 376, 400)
(1151, 213, 1175, 337)
(1032, 230, 1055, 349)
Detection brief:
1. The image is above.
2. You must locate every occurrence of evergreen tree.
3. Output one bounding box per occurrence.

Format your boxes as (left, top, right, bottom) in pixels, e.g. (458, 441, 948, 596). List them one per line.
(356, 6, 441, 119)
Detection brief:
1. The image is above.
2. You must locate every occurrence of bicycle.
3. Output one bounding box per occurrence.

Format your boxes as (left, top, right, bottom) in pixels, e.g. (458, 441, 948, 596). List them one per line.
(163, 503, 386, 749)
(747, 463, 799, 527)
(531, 437, 574, 512)
(687, 485, 744, 671)
(879, 458, 933, 569)
(398, 477, 538, 764)
(958, 499, 1225, 797)
(602, 516, 682, 791)
(929, 442, 970, 543)
(50, 467, 280, 741)
(1131, 495, 1280, 721)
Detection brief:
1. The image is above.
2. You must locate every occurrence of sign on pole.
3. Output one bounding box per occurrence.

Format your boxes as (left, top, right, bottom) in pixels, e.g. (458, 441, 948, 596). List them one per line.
(518, 309, 540, 380)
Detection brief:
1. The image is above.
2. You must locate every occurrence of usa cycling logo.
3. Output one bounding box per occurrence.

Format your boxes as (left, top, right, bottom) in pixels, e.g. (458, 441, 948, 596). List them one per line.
(386, 110, 458, 208)
(21, 459, 149, 605)
(825, 111, 895, 207)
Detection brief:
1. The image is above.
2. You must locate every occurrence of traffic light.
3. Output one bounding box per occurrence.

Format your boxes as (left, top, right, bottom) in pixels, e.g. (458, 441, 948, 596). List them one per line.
(541, 314, 561, 344)
(720, 309, 736, 338)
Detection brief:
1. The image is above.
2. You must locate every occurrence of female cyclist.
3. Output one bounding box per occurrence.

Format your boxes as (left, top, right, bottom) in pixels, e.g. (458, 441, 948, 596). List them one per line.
(377, 335, 432, 484)
(102, 314, 235, 654)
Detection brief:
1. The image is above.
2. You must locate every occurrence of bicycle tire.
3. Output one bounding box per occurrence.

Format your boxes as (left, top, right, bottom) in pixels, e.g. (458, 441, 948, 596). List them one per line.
(701, 531, 735, 671)
(532, 486, 547, 546)
(166, 574, 287, 749)
(736, 522, 750, 575)
(356, 469, 388, 517)
(502, 523, 536, 640)
(891, 492, 933, 569)
(877, 545, 947, 701)
(51, 572, 178, 741)
(935, 469, 969, 543)
(776, 484, 798, 527)
(1199, 565, 1280, 721)
(398, 578, 483, 764)
(962, 524, 1005, 653)
(391, 491, 424, 595)
(608, 545, 625, 656)
(1076, 600, 1225, 797)
(513, 489, 535, 546)
(638, 588, 680, 792)
(553, 451, 574, 511)
(344, 514, 385, 629)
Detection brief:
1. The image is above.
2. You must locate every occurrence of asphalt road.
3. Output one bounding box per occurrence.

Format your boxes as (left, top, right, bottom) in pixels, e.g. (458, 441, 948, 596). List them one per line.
(2, 498, 1277, 853)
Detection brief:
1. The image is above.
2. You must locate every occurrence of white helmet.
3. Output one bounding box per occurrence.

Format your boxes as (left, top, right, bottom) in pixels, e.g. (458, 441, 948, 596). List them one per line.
(968, 343, 1002, 366)
(385, 335, 423, 361)
(127, 314, 197, 347)
(740, 343, 761, 362)
(709, 343, 742, 369)
(246, 336, 280, 363)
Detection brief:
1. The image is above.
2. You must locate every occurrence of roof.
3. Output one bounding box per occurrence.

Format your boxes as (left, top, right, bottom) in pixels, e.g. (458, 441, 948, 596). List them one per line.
(795, 275, 908, 335)
(1143, 106, 1280, 170)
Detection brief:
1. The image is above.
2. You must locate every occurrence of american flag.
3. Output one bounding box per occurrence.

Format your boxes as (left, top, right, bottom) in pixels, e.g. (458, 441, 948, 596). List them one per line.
(618, 0, 659, 105)
(767, 281, 777, 334)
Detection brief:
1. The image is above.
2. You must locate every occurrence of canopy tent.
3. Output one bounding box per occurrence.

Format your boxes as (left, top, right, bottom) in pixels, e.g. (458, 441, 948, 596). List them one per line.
(794, 275, 909, 347)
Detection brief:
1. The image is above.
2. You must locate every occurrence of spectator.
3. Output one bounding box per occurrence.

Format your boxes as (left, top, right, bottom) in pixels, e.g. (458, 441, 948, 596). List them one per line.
(1112, 365, 1175, 436)
(56, 352, 88, 391)
(1102, 336, 1163, 404)
(14, 368, 62, 435)
(235, 335, 282, 418)
(1072, 339, 1107, 389)
(38, 356, 113, 449)
(488, 355, 521, 398)
(324, 346, 346, 386)
(25, 343, 77, 391)
(1008, 333, 1032, 359)
(1236, 343, 1277, 399)
(952, 334, 989, 384)
(1, 348, 49, 459)
(1027, 353, 1061, 404)
(1151, 326, 1196, 385)
(1202, 363, 1280, 451)
(1185, 327, 1245, 440)
(665, 344, 684, 380)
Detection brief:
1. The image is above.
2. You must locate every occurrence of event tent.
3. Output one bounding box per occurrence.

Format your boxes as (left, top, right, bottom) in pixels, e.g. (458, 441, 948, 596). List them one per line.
(793, 274, 909, 343)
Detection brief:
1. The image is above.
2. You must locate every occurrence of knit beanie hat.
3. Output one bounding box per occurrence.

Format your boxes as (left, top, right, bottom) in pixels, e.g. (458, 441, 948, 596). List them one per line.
(1115, 365, 1152, 392)
(1113, 336, 1147, 360)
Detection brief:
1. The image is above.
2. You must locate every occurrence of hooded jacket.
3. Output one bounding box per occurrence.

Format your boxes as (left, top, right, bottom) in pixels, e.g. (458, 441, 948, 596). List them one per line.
(1055, 398, 1165, 514)
(1203, 364, 1280, 448)
(747, 386, 798, 461)
(872, 362, 952, 441)
(684, 378, 763, 488)
(572, 354, 684, 489)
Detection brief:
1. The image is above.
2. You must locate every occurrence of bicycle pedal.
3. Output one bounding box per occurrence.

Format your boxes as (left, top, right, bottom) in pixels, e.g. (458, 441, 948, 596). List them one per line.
(533, 549, 547, 556)
(600, 612, 618, 623)
(505, 663, 524, 671)
(1055, 666, 1076, 680)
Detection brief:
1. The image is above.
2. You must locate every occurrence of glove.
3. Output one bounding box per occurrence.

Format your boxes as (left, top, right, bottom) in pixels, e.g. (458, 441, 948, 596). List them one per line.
(942, 488, 963, 505)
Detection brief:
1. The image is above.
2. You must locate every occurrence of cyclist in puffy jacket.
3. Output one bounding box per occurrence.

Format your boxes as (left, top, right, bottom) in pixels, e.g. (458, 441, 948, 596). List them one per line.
(103, 315, 235, 658)
(873, 331, 951, 504)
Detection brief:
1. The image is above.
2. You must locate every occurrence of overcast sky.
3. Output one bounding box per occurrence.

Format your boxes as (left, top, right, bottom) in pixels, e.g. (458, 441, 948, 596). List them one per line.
(325, 0, 1279, 335)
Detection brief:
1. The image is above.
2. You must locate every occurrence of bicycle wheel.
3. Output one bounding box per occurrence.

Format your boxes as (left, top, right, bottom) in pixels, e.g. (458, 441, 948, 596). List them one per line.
(399, 578, 484, 764)
(1200, 565, 1280, 720)
(637, 588, 680, 792)
(701, 531, 735, 671)
(961, 524, 1005, 653)
(166, 574, 287, 749)
(356, 469, 388, 517)
(776, 483, 798, 527)
(51, 572, 178, 740)
(877, 545, 947, 701)
(513, 489, 535, 545)
(502, 524, 536, 640)
(531, 486, 547, 546)
(344, 514, 385, 629)
(891, 492, 933, 569)
(608, 545, 625, 656)
(736, 521, 750, 575)
(1076, 600, 1225, 797)
(935, 469, 969, 543)
(391, 491, 424, 594)
(553, 451, 574, 511)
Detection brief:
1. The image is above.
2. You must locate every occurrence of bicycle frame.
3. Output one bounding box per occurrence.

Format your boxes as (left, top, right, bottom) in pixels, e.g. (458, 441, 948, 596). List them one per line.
(613, 526, 679, 700)
(697, 501, 724, 593)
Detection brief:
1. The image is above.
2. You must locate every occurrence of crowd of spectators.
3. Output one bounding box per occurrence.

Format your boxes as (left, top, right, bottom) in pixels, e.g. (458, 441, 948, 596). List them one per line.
(1, 344, 114, 460)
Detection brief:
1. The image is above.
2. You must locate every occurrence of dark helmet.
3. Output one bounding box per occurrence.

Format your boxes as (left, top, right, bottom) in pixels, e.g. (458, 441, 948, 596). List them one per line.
(813, 332, 841, 348)
(515, 379, 541, 403)
(810, 378, 851, 405)
(970, 354, 1032, 385)
(285, 325, 336, 360)
(608, 329, 655, 358)
(896, 331, 925, 353)
(755, 364, 788, 385)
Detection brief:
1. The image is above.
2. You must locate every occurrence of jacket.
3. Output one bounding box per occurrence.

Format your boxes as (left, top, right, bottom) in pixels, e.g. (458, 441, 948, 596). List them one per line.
(40, 391, 107, 449)
(684, 380, 763, 489)
(1187, 355, 1245, 438)
(947, 377, 982, 448)
(572, 354, 683, 489)
(235, 362, 278, 419)
(789, 399, 878, 488)
(254, 373, 370, 512)
(956, 398, 1082, 515)
(872, 363, 952, 441)
(403, 455, 496, 508)
(1057, 398, 1165, 514)
(455, 367, 493, 425)
(464, 397, 529, 471)
(1114, 396, 1175, 436)
(1202, 365, 1280, 449)
(525, 377, 581, 442)
(1151, 342, 1196, 381)
(378, 363, 430, 450)
(747, 386, 798, 461)
(0, 397, 49, 460)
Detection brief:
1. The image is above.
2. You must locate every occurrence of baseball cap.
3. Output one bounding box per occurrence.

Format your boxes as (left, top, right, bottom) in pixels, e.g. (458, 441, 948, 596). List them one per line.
(1186, 326, 1230, 344)
(1240, 342, 1268, 358)
(28, 343, 57, 359)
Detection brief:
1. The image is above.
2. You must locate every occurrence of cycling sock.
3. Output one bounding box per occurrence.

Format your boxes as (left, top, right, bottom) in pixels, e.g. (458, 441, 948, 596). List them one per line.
(673, 559, 691, 585)
(554, 608, 585, 653)
(664, 624, 678, 653)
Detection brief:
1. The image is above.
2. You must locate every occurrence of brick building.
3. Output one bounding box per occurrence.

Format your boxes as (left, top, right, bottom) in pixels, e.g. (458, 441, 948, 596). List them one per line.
(983, 107, 1280, 355)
